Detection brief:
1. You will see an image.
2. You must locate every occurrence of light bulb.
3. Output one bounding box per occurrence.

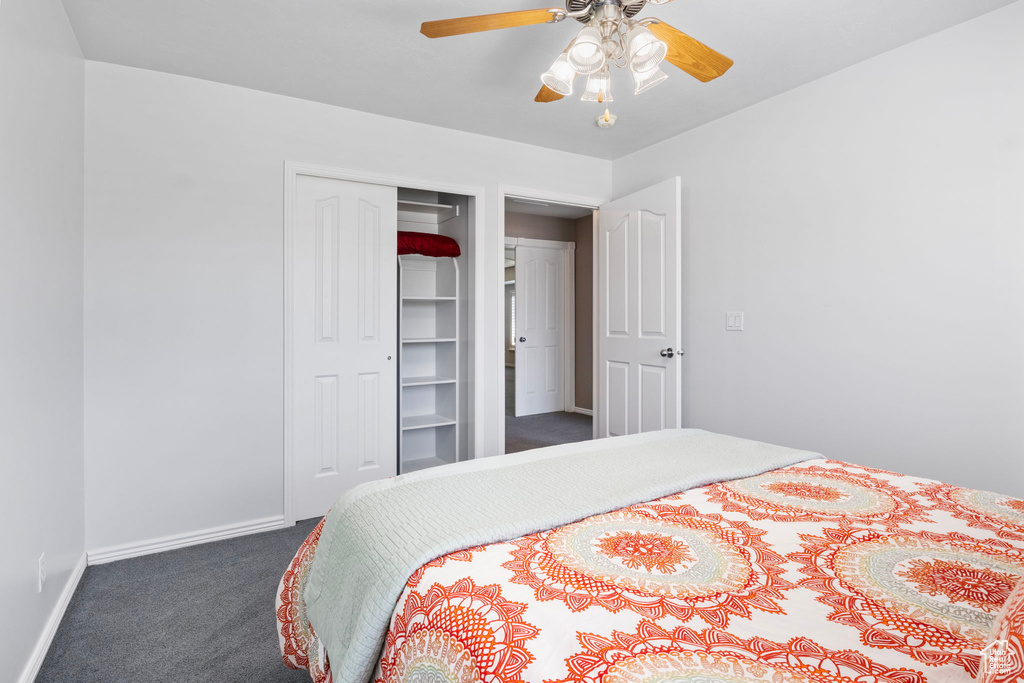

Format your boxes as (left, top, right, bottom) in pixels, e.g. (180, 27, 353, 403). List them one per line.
(631, 65, 668, 94)
(567, 26, 606, 75)
(626, 24, 667, 73)
(541, 52, 577, 95)
(581, 68, 613, 103)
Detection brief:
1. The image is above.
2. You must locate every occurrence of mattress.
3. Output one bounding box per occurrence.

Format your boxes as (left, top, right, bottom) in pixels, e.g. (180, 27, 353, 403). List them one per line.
(278, 439, 1024, 683)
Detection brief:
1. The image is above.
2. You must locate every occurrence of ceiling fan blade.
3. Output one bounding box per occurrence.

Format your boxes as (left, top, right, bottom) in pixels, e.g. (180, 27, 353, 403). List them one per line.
(421, 9, 560, 39)
(534, 85, 565, 103)
(648, 21, 733, 82)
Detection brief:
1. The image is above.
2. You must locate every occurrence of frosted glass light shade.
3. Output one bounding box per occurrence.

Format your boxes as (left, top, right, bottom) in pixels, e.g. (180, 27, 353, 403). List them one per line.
(631, 65, 668, 94)
(567, 26, 606, 75)
(626, 24, 667, 73)
(541, 53, 577, 95)
(581, 69, 613, 102)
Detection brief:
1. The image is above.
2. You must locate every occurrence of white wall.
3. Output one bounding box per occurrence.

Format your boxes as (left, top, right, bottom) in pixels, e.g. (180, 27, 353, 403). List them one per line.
(84, 61, 612, 551)
(80, 1, 1022, 557)
(613, 1, 1024, 496)
(0, 0, 85, 678)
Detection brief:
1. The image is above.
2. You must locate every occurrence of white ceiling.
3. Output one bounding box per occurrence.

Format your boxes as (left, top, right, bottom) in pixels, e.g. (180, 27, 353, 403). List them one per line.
(61, 0, 1015, 160)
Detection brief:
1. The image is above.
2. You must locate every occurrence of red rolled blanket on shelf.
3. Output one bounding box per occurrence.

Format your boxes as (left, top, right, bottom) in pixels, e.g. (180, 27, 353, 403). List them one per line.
(397, 231, 461, 258)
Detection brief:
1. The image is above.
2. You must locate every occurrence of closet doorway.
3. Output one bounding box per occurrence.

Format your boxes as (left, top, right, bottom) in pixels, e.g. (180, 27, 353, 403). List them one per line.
(502, 195, 597, 454)
(284, 163, 483, 524)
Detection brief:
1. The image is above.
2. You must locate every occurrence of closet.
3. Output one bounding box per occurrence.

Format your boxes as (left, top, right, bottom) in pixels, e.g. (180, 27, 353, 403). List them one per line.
(396, 190, 470, 473)
(289, 174, 473, 521)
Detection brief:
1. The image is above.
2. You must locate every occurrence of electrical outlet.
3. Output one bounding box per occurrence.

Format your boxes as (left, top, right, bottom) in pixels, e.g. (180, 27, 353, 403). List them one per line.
(38, 553, 46, 593)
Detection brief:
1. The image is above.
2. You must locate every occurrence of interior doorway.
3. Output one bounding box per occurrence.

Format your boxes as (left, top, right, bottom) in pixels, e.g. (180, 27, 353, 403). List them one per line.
(503, 196, 596, 454)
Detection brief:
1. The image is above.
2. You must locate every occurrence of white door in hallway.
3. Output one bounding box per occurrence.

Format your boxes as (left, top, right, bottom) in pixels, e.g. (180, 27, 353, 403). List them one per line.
(515, 244, 565, 416)
(596, 177, 682, 437)
(290, 175, 397, 522)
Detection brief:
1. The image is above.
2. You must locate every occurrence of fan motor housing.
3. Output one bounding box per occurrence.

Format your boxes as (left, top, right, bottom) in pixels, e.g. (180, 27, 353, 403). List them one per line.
(568, 0, 646, 23)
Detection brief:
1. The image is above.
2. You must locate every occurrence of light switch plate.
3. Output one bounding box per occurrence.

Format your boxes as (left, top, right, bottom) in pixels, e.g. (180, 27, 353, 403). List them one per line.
(726, 311, 744, 331)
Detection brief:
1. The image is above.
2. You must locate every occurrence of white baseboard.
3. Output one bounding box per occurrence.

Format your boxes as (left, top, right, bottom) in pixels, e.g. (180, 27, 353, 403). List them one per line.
(19, 552, 87, 683)
(87, 515, 286, 565)
(573, 406, 594, 416)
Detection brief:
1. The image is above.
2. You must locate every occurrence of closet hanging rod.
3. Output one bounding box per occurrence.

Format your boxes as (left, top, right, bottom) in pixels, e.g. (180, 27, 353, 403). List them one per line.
(398, 199, 454, 209)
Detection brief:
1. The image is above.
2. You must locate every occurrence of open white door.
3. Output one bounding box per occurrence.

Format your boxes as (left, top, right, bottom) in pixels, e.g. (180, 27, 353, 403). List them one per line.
(290, 175, 398, 521)
(596, 177, 682, 437)
(514, 244, 565, 416)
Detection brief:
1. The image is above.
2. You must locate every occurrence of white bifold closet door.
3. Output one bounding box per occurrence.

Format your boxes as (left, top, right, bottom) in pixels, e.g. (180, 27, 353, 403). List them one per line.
(291, 175, 397, 522)
(596, 177, 682, 438)
(514, 244, 565, 417)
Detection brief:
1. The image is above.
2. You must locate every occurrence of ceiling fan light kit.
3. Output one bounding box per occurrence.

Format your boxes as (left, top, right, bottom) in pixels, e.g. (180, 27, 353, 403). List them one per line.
(567, 26, 607, 74)
(631, 64, 668, 94)
(626, 23, 668, 73)
(581, 67, 613, 102)
(420, 0, 733, 121)
(541, 51, 578, 95)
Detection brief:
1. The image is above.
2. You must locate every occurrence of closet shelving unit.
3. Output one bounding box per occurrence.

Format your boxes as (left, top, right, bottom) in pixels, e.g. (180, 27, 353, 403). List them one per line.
(398, 198, 460, 474)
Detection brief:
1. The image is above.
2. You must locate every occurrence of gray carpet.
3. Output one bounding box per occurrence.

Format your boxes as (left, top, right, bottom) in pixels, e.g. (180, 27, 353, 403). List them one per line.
(505, 366, 593, 453)
(37, 403, 588, 681)
(37, 517, 321, 683)
(505, 411, 593, 453)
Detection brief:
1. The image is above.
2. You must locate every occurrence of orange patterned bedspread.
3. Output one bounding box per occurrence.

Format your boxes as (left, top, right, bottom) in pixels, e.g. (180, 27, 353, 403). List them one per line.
(278, 458, 1024, 683)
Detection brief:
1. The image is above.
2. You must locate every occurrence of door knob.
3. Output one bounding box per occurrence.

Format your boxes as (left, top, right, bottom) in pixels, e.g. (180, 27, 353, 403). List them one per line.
(660, 348, 675, 358)
(519, 337, 526, 342)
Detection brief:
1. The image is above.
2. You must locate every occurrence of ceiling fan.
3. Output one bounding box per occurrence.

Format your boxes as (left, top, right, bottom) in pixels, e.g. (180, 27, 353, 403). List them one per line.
(420, 0, 733, 111)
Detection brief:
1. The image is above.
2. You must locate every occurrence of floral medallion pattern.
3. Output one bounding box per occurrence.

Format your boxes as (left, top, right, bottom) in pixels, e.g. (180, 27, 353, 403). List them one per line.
(820, 458, 906, 477)
(704, 463, 929, 528)
(376, 578, 539, 683)
(407, 547, 484, 588)
(503, 505, 793, 628)
(920, 483, 1024, 541)
(978, 577, 1024, 683)
(556, 622, 926, 683)
(277, 516, 333, 683)
(793, 527, 1024, 674)
(281, 458, 1024, 683)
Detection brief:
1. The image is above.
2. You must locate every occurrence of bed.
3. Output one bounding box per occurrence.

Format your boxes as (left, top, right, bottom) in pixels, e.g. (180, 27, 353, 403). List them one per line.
(277, 430, 1024, 683)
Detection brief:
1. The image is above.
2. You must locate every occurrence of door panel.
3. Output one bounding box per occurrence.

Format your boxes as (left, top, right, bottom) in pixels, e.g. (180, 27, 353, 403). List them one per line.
(292, 175, 397, 521)
(638, 363, 666, 433)
(596, 178, 682, 437)
(357, 200, 382, 342)
(605, 216, 630, 337)
(606, 360, 630, 437)
(356, 371, 381, 470)
(639, 210, 667, 338)
(313, 374, 339, 475)
(515, 245, 565, 416)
